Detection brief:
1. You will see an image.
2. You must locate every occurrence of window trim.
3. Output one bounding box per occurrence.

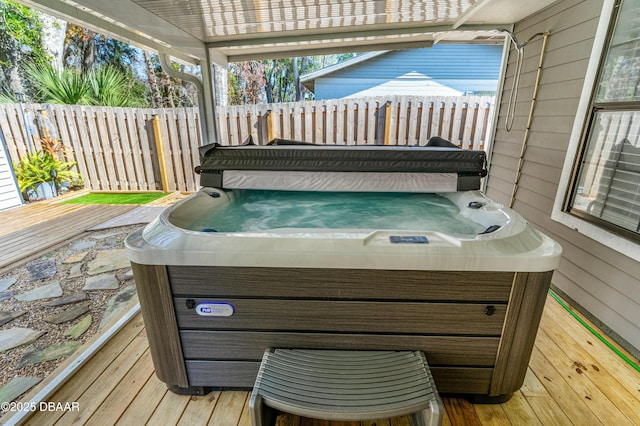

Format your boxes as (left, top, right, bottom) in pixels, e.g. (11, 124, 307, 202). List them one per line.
(551, 0, 640, 261)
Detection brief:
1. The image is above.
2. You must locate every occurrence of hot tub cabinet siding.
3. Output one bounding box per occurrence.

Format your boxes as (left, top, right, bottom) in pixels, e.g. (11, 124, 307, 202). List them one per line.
(131, 262, 553, 398)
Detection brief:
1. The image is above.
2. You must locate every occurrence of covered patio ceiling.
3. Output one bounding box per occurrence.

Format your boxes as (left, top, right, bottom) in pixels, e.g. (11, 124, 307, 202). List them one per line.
(16, 0, 557, 64)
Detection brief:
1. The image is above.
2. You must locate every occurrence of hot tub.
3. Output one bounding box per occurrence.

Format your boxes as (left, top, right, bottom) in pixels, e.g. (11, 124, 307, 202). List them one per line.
(126, 142, 561, 402)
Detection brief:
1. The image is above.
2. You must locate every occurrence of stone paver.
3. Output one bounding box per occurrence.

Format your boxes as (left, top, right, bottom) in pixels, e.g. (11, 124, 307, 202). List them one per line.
(69, 239, 96, 251)
(27, 260, 57, 281)
(0, 328, 46, 352)
(0, 310, 27, 327)
(120, 269, 134, 281)
(67, 263, 83, 279)
(14, 282, 63, 302)
(45, 303, 91, 324)
(0, 277, 17, 291)
(86, 249, 130, 275)
(99, 284, 138, 329)
(83, 273, 119, 291)
(17, 341, 82, 368)
(62, 251, 89, 264)
(63, 315, 92, 338)
(0, 377, 42, 403)
(0, 291, 13, 302)
(44, 292, 88, 307)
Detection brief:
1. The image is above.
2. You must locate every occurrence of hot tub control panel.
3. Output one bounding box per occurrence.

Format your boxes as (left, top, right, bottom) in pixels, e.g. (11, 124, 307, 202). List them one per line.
(389, 235, 429, 244)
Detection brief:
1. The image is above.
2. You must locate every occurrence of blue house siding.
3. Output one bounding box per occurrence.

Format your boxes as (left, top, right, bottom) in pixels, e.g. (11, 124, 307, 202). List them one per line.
(309, 45, 502, 99)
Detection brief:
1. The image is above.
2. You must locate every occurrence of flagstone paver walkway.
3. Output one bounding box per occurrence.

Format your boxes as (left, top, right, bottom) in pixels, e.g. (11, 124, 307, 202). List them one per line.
(0, 195, 180, 406)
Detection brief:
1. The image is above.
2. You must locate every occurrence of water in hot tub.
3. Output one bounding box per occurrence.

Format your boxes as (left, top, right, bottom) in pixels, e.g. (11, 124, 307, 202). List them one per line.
(190, 190, 486, 234)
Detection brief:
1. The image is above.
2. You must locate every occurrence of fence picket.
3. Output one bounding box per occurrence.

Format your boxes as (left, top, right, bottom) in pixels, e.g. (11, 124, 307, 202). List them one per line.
(345, 99, 355, 145)
(366, 99, 377, 144)
(304, 104, 314, 142)
(122, 107, 146, 190)
(159, 110, 180, 191)
(406, 97, 419, 145)
(216, 106, 230, 146)
(441, 100, 454, 142)
(418, 100, 431, 145)
(478, 97, 493, 150)
(249, 104, 260, 144)
(397, 96, 409, 145)
(325, 100, 335, 144)
(293, 104, 304, 141)
(314, 104, 324, 144)
(172, 109, 189, 190)
(238, 105, 250, 145)
(2, 106, 27, 161)
(48, 105, 84, 183)
(103, 107, 127, 190)
(335, 101, 346, 144)
(175, 108, 194, 190)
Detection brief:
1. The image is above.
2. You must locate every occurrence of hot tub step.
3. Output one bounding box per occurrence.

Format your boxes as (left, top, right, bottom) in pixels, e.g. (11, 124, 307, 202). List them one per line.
(249, 349, 443, 426)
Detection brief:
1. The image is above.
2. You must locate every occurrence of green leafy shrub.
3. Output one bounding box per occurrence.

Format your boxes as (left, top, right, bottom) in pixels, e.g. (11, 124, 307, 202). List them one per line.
(14, 150, 82, 192)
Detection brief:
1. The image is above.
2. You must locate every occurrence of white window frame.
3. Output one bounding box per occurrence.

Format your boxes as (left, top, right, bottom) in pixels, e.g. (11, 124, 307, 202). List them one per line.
(551, 0, 640, 262)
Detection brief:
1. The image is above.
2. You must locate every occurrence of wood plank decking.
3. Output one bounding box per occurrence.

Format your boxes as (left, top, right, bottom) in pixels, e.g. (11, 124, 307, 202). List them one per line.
(0, 202, 136, 272)
(9, 292, 640, 426)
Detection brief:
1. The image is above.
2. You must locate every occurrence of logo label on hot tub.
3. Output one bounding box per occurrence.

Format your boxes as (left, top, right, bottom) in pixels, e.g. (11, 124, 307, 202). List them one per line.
(196, 303, 234, 317)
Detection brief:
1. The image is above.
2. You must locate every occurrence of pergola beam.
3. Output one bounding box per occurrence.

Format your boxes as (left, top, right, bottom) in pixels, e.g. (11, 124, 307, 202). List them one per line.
(228, 41, 434, 62)
(207, 23, 499, 49)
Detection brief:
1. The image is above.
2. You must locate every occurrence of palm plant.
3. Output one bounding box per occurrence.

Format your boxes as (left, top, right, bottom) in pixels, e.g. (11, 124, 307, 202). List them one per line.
(24, 62, 147, 107)
(25, 62, 93, 105)
(0, 89, 16, 103)
(87, 66, 147, 107)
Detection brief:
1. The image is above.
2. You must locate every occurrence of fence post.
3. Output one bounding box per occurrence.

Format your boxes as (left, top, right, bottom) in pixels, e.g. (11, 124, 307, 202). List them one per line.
(266, 110, 273, 142)
(152, 115, 170, 191)
(383, 101, 392, 145)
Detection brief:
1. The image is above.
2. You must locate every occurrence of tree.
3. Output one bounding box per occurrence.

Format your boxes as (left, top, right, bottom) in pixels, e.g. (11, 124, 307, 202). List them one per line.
(0, 0, 48, 98)
(63, 25, 139, 75)
(40, 14, 66, 72)
(141, 52, 198, 108)
(228, 54, 359, 105)
(228, 61, 265, 105)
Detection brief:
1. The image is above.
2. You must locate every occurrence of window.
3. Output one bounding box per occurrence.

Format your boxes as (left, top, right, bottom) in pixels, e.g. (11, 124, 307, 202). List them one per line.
(566, 0, 640, 240)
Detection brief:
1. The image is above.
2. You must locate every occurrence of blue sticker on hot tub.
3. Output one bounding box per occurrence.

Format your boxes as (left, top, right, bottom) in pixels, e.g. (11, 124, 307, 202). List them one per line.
(196, 302, 234, 317)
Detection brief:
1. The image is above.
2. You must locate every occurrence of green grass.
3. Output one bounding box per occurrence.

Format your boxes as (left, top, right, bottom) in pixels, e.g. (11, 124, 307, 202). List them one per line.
(60, 192, 171, 205)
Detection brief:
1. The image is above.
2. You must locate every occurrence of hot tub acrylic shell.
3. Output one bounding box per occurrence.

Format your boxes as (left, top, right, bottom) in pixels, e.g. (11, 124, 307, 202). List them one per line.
(127, 188, 560, 272)
(126, 188, 562, 400)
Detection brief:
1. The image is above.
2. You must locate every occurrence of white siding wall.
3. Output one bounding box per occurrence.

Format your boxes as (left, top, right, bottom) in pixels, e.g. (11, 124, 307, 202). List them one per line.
(0, 134, 23, 211)
(486, 0, 640, 354)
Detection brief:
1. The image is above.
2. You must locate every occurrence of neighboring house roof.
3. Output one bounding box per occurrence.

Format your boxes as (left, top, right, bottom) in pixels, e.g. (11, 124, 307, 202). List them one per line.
(301, 51, 389, 92)
(301, 44, 502, 99)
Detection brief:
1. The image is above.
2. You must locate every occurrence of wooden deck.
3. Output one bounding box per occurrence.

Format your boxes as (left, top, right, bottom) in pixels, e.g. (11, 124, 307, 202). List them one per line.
(0, 201, 136, 272)
(2, 199, 640, 425)
(8, 291, 640, 426)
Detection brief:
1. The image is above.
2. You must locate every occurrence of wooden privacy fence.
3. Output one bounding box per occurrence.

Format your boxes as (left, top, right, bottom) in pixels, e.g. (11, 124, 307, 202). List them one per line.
(1, 95, 494, 192)
(1, 104, 202, 192)
(218, 95, 495, 148)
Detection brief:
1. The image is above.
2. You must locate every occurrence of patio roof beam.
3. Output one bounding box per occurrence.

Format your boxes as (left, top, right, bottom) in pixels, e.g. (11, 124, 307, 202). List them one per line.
(227, 41, 434, 62)
(206, 23, 500, 49)
(452, 0, 495, 30)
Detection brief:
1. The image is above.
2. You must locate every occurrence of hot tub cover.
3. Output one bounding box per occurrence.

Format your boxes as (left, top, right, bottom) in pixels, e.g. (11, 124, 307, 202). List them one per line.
(195, 138, 487, 191)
